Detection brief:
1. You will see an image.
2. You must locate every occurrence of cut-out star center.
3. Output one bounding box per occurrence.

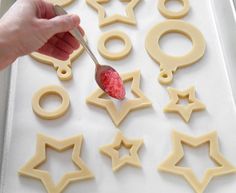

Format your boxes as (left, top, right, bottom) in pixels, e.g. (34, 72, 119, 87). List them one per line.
(19, 134, 94, 193)
(158, 130, 236, 193)
(164, 86, 205, 122)
(177, 94, 194, 106)
(37, 146, 80, 184)
(177, 142, 220, 181)
(114, 140, 132, 159)
(86, 70, 152, 127)
(99, 0, 130, 17)
(100, 131, 143, 171)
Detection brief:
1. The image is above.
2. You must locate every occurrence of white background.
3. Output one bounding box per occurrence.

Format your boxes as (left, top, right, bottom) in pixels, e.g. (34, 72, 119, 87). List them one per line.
(1, 0, 236, 193)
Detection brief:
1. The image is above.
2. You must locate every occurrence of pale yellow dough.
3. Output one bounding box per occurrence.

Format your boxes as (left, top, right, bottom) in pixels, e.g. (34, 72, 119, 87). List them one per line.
(86, 70, 152, 127)
(31, 38, 85, 81)
(19, 134, 94, 193)
(164, 86, 205, 122)
(158, 0, 190, 19)
(158, 130, 236, 193)
(86, 0, 141, 27)
(100, 131, 143, 171)
(145, 20, 205, 84)
(45, 0, 75, 7)
(98, 31, 132, 60)
(32, 85, 70, 120)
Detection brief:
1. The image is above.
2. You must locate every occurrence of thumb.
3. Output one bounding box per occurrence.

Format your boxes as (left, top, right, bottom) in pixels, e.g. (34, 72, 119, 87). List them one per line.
(45, 14, 80, 36)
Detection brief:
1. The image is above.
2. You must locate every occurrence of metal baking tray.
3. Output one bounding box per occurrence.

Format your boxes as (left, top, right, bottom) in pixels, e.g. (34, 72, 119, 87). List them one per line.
(1, 0, 236, 192)
(0, 0, 15, 180)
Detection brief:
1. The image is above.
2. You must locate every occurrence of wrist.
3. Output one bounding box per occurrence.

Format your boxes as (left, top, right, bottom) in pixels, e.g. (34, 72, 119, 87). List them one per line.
(0, 20, 20, 69)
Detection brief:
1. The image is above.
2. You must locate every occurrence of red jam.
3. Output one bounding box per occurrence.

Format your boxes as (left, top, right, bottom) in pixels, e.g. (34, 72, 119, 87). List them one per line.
(100, 69, 126, 100)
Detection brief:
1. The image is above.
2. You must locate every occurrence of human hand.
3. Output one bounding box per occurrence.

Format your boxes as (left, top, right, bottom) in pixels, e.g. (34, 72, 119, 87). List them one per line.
(0, 0, 84, 70)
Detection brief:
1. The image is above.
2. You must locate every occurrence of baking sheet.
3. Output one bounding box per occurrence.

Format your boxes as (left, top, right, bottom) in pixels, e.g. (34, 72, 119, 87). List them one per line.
(0, 0, 15, 180)
(1, 0, 236, 192)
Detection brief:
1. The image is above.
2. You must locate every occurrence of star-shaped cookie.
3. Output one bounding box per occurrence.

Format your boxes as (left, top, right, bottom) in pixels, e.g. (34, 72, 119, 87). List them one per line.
(19, 134, 94, 193)
(164, 86, 205, 122)
(158, 130, 236, 193)
(86, 70, 152, 127)
(86, 0, 141, 27)
(100, 131, 143, 171)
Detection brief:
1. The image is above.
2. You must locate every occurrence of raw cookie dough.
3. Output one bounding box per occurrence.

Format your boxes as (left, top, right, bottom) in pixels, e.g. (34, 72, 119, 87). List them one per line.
(45, 0, 74, 7)
(145, 20, 205, 84)
(164, 86, 205, 122)
(32, 85, 70, 120)
(158, 0, 190, 19)
(98, 31, 132, 60)
(31, 37, 85, 81)
(158, 130, 236, 193)
(100, 131, 143, 171)
(19, 134, 94, 193)
(86, 70, 152, 127)
(86, 0, 141, 27)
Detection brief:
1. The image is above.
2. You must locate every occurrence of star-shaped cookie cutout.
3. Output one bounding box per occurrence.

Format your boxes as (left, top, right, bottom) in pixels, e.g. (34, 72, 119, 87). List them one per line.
(100, 131, 143, 171)
(19, 134, 94, 193)
(164, 86, 205, 122)
(86, 70, 152, 127)
(86, 0, 141, 27)
(158, 130, 236, 193)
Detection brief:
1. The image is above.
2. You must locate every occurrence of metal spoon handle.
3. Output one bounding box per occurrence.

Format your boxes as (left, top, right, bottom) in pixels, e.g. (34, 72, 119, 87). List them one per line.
(54, 5, 99, 67)
(70, 28, 99, 66)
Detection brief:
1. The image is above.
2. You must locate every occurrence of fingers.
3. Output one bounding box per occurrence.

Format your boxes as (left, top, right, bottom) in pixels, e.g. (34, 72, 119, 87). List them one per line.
(42, 0, 56, 19)
(36, 0, 55, 19)
(38, 42, 70, 61)
(37, 28, 85, 60)
(45, 14, 80, 37)
(50, 35, 76, 54)
(56, 32, 80, 49)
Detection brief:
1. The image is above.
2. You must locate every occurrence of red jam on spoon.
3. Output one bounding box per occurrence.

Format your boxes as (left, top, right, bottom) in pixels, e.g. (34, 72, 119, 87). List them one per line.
(100, 69, 126, 100)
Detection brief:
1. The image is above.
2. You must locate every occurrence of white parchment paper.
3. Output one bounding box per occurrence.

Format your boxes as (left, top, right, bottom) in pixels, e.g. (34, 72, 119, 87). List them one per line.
(1, 0, 236, 193)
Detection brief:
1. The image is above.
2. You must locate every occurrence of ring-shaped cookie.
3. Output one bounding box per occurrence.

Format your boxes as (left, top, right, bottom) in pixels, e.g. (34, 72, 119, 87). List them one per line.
(158, 0, 190, 19)
(145, 20, 205, 84)
(32, 85, 70, 120)
(98, 31, 132, 60)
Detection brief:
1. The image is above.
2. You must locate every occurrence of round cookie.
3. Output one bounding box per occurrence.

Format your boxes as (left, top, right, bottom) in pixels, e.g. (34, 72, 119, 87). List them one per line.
(32, 85, 70, 120)
(158, 0, 190, 19)
(145, 20, 205, 84)
(98, 31, 132, 60)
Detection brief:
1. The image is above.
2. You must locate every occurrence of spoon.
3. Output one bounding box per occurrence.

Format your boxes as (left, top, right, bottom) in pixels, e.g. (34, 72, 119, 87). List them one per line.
(54, 5, 126, 100)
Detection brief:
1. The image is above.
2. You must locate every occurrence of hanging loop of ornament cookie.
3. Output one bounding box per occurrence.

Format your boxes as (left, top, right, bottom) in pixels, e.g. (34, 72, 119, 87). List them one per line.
(32, 85, 70, 120)
(98, 31, 132, 60)
(145, 20, 206, 85)
(30, 36, 86, 81)
(158, 0, 190, 19)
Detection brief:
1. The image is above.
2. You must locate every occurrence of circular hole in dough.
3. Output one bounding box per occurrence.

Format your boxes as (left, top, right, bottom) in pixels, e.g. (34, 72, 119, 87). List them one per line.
(105, 38, 126, 54)
(61, 70, 67, 75)
(32, 86, 70, 120)
(98, 31, 132, 60)
(158, 0, 190, 19)
(159, 32, 193, 57)
(162, 73, 168, 78)
(39, 94, 63, 113)
(165, 0, 184, 12)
